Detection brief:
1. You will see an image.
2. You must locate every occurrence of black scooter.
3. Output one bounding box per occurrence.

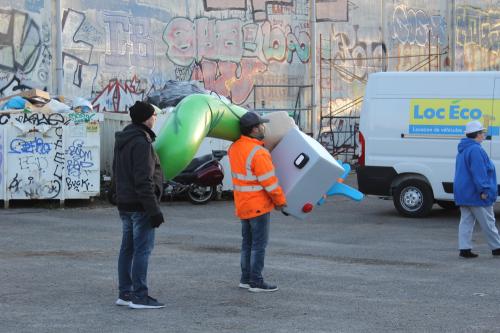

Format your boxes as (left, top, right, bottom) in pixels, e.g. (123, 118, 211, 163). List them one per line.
(163, 152, 224, 204)
(107, 152, 225, 205)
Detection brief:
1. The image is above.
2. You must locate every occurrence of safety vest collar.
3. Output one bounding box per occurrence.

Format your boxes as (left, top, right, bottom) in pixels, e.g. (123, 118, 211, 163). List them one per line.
(239, 135, 265, 146)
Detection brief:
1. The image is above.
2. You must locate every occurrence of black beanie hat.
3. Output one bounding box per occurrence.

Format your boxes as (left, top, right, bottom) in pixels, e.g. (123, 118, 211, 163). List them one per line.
(129, 101, 155, 124)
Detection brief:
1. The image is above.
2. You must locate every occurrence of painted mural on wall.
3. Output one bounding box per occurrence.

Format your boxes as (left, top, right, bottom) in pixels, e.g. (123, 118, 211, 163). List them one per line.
(0, 0, 498, 165)
(456, 4, 500, 71)
(389, 3, 448, 73)
(165, 1, 311, 106)
(60, 6, 159, 112)
(163, 16, 310, 104)
(316, 0, 451, 161)
(0, 1, 52, 97)
(56, 0, 312, 111)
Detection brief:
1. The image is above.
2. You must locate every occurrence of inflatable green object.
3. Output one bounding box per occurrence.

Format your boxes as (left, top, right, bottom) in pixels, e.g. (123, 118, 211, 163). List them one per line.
(155, 94, 248, 180)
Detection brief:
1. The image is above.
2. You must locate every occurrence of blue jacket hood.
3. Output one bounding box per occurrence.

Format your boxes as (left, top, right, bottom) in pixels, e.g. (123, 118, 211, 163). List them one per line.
(457, 137, 478, 154)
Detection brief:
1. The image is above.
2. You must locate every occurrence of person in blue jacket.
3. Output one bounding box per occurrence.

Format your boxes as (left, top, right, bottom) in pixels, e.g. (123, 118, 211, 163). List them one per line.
(454, 120, 500, 258)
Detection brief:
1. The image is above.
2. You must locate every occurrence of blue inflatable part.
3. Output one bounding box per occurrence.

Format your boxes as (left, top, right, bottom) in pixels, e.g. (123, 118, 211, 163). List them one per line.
(317, 161, 364, 205)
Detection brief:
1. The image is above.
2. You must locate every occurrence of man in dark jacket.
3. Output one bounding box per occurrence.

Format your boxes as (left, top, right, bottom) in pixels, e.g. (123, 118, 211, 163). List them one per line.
(113, 101, 165, 309)
(454, 120, 500, 259)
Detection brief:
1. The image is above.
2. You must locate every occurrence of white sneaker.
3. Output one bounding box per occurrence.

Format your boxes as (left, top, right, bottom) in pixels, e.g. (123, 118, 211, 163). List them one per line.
(115, 298, 131, 306)
(239, 283, 250, 289)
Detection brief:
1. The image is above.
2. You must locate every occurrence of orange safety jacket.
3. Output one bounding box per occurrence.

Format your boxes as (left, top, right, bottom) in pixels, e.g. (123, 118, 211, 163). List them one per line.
(228, 135, 287, 219)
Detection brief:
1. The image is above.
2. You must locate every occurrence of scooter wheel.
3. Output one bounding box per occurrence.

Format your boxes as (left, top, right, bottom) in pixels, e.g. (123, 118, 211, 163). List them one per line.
(187, 185, 215, 204)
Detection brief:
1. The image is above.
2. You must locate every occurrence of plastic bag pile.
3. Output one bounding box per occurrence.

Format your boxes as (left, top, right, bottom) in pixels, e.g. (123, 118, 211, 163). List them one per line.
(0, 90, 93, 114)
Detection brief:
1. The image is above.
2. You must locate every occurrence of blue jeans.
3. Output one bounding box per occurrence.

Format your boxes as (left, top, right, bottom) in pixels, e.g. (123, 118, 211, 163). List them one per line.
(118, 211, 155, 299)
(240, 213, 270, 285)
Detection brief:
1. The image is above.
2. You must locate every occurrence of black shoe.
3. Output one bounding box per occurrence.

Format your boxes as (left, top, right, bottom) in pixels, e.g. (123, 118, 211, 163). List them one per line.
(248, 282, 279, 293)
(492, 248, 500, 256)
(459, 249, 478, 258)
(129, 295, 165, 309)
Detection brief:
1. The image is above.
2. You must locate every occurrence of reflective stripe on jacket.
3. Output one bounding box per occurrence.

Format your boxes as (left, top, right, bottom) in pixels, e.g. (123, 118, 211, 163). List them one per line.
(228, 135, 287, 219)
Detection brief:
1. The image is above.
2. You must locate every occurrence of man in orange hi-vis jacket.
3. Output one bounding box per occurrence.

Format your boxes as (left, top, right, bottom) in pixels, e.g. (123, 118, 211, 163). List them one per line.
(228, 111, 287, 293)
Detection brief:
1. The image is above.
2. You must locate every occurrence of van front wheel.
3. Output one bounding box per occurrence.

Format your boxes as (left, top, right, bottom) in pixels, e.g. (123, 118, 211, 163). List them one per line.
(393, 179, 434, 218)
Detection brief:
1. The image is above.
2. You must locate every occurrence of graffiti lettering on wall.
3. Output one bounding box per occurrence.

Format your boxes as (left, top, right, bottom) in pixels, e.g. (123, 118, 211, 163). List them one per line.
(0, 114, 9, 125)
(163, 17, 310, 104)
(66, 139, 94, 178)
(19, 156, 49, 172)
(174, 65, 195, 82)
(164, 17, 310, 66)
(456, 6, 500, 71)
(332, 26, 387, 83)
(62, 8, 98, 99)
(3, 115, 97, 199)
(52, 127, 64, 189)
(316, 0, 348, 22)
(37, 23, 51, 83)
(9, 137, 52, 155)
(92, 76, 145, 112)
(66, 177, 91, 192)
(13, 113, 68, 126)
(7, 129, 62, 199)
(191, 58, 267, 105)
(390, 5, 447, 72)
(392, 4, 447, 47)
(0, 9, 48, 96)
(0, 73, 41, 96)
(203, 0, 293, 22)
(103, 13, 155, 70)
(8, 173, 61, 199)
(0, 9, 42, 75)
(68, 112, 96, 124)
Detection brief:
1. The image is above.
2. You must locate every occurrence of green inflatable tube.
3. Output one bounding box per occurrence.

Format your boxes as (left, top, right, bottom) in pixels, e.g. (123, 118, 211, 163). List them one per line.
(155, 94, 248, 180)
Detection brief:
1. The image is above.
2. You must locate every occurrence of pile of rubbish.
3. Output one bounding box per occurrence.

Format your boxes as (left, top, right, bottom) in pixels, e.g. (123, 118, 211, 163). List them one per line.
(0, 89, 93, 114)
(146, 80, 231, 109)
(0, 81, 231, 115)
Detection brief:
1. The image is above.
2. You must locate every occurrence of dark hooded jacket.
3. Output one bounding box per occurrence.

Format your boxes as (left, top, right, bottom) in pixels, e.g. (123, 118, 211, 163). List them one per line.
(113, 123, 164, 223)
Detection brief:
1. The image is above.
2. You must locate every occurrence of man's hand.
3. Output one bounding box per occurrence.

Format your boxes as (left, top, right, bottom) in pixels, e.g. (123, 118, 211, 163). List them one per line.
(275, 204, 287, 211)
(150, 213, 165, 228)
(481, 193, 488, 200)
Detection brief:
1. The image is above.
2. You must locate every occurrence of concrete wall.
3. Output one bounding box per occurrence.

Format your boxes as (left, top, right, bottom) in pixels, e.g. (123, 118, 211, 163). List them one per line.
(57, 0, 313, 113)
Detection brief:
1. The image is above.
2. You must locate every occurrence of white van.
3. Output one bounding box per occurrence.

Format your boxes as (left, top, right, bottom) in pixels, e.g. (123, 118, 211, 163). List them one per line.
(357, 71, 500, 217)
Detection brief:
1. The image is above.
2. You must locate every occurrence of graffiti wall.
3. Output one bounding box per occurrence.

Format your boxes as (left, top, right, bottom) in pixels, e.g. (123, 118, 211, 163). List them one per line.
(455, 2, 500, 71)
(388, 2, 448, 72)
(0, 1, 52, 97)
(56, 0, 312, 112)
(316, 0, 451, 161)
(2, 112, 100, 200)
(0, 0, 498, 165)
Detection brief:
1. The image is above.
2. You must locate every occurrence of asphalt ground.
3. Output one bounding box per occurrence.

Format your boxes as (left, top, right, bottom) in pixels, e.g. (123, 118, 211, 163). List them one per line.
(1, 176, 500, 333)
